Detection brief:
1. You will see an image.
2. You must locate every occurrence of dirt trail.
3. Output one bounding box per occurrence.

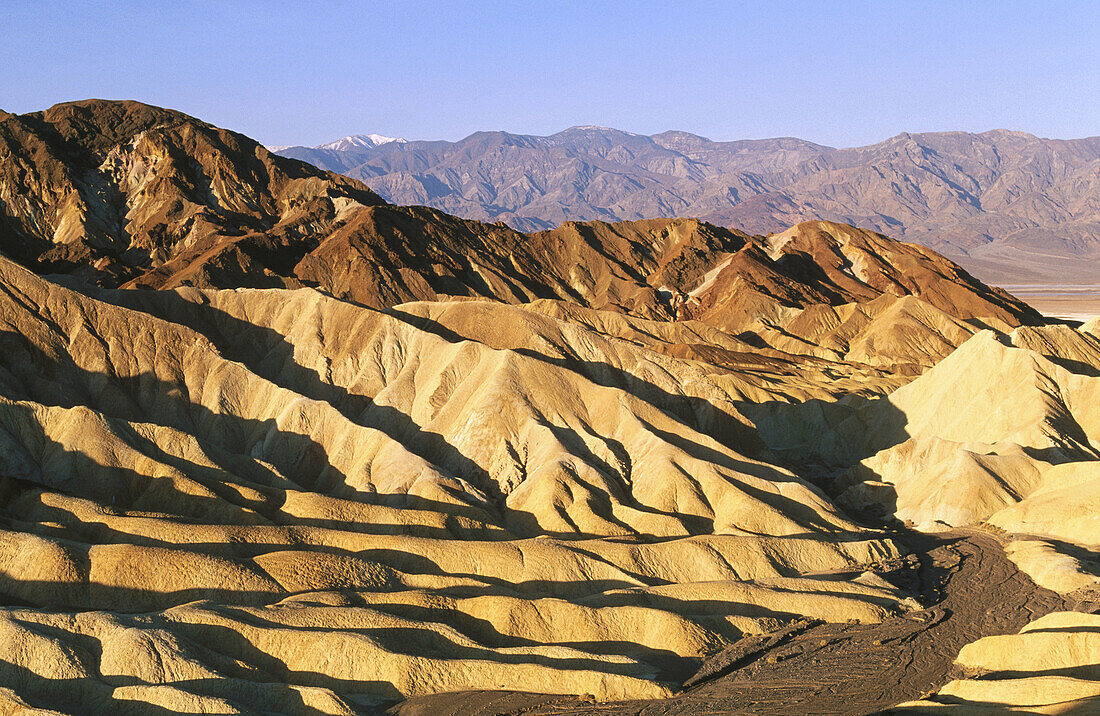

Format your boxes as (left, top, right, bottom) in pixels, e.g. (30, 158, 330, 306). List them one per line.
(389, 529, 1082, 716)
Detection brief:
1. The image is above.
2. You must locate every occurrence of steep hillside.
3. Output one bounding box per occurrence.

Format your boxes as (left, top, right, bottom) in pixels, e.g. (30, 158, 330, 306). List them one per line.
(0, 103, 1042, 367)
(0, 99, 385, 288)
(0, 253, 917, 711)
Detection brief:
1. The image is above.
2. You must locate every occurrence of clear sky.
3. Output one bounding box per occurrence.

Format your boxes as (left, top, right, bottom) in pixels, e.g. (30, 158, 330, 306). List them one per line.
(2, 1, 1097, 148)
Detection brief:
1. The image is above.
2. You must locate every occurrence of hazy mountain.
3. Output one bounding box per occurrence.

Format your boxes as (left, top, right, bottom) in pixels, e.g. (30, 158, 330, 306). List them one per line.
(277, 127, 1100, 283)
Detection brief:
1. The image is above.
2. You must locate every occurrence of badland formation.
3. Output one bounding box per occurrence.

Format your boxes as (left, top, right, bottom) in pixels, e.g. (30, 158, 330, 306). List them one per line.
(0, 100, 1096, 714)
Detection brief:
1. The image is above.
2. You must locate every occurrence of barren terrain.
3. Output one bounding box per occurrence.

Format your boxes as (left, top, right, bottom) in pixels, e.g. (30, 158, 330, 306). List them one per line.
(392, 529, 1098, 715)
(0, 101, 1096, 715)
(276, 127, 1100, 284)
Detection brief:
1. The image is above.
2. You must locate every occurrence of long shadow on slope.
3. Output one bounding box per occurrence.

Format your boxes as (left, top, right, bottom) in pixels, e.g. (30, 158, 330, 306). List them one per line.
(0, 398, 284, 535)
(738, 393, 910, 477)
(381, 308, 915, 479)
(72, 290, 852, 536)
(636, 418, 872, 535)
(1030, 538, 1100, 580)
(0, 406, 502, 547)
(0, 286, 922, 545)
(0, 330, 514, 538)
(0, 659, 371, 716)
(0, 477, 895, 628)
(392, 309, 905, 530)
(1, 305, 522, 526)
(384, 307, 771, 455)
(192, 606, 693, 682)
(0, 578, 703, 698)
(96, 289, 772, 465)
(0, 289, 930, 708)
(152, 294, 916, 532)
(0, 479, 504, 567)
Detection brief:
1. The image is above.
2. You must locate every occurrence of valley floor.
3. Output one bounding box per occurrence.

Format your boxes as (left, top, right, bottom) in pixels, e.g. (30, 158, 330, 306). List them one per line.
(996, 285, 1100, 323)
(390, 530, 1099, 715)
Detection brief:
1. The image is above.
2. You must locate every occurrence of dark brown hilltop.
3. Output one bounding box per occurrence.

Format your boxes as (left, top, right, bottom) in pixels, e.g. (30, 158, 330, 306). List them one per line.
(0, 102, 1038, 334)
(0, 99, 385, 287)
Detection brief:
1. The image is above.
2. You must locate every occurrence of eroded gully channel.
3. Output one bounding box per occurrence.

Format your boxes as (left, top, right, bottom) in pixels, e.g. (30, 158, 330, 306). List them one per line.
(390, 528, 1100, 716)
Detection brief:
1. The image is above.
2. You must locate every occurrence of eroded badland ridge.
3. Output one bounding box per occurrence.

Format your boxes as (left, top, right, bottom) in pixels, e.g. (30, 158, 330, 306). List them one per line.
(277, 126, 1100, 285)
(0, 100, 1096, 714)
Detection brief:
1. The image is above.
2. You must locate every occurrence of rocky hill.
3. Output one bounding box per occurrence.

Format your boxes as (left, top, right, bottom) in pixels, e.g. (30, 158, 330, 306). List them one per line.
(277, 126, 1100, 283)
(0, 99, 385, 288)
(0, 103, 1040, 339)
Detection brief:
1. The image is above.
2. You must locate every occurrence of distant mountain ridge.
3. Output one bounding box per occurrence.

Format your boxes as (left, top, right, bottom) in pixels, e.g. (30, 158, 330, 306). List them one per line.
(275, 127, 1100, 283)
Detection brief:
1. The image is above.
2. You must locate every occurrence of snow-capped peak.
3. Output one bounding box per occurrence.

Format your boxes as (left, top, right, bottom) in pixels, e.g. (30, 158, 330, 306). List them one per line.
(318, 134, 407, 151)
(567, 126, 640, 136)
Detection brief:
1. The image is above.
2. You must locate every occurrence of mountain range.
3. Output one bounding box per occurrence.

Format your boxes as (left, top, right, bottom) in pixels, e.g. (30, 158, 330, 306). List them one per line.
(275, 126, 1100, 284)
(0, 100, 1097, 714)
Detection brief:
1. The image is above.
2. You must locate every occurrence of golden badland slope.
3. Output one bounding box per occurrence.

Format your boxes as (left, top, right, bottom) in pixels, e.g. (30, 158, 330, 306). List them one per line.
(0, 254, 920, 712)
(892, 611, 1100, 713)
(753, 320, 1099, 620)
(831, 326, 1099, 532)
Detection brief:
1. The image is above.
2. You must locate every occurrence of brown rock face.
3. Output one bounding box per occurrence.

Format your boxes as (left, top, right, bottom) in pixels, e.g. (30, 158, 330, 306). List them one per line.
(0, 102, 1040, 346)
(0, 99, 384, 287)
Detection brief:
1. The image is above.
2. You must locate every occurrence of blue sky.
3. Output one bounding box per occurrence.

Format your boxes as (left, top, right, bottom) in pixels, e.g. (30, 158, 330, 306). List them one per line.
(2, 1, 1097, 147)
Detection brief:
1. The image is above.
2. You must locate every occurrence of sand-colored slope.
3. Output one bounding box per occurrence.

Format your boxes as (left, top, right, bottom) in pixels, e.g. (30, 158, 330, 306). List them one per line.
(989, 460, 1100, 594)
(830, 325, 1100, 531)
(989, 461, 1100, 548)
(748, 323, 1099, 524)
(891, 611, 1100, 713)
(744, 292, 1004, 369)
(0, 256, 915, 711)
(1, 256, 877, 538)
(740, 319, 1100, 620)
(745, 321, 1100, 622)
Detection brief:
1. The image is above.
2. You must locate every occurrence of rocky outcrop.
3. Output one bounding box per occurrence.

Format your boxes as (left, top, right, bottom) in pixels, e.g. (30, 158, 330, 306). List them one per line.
(0, 99, 384, 287)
